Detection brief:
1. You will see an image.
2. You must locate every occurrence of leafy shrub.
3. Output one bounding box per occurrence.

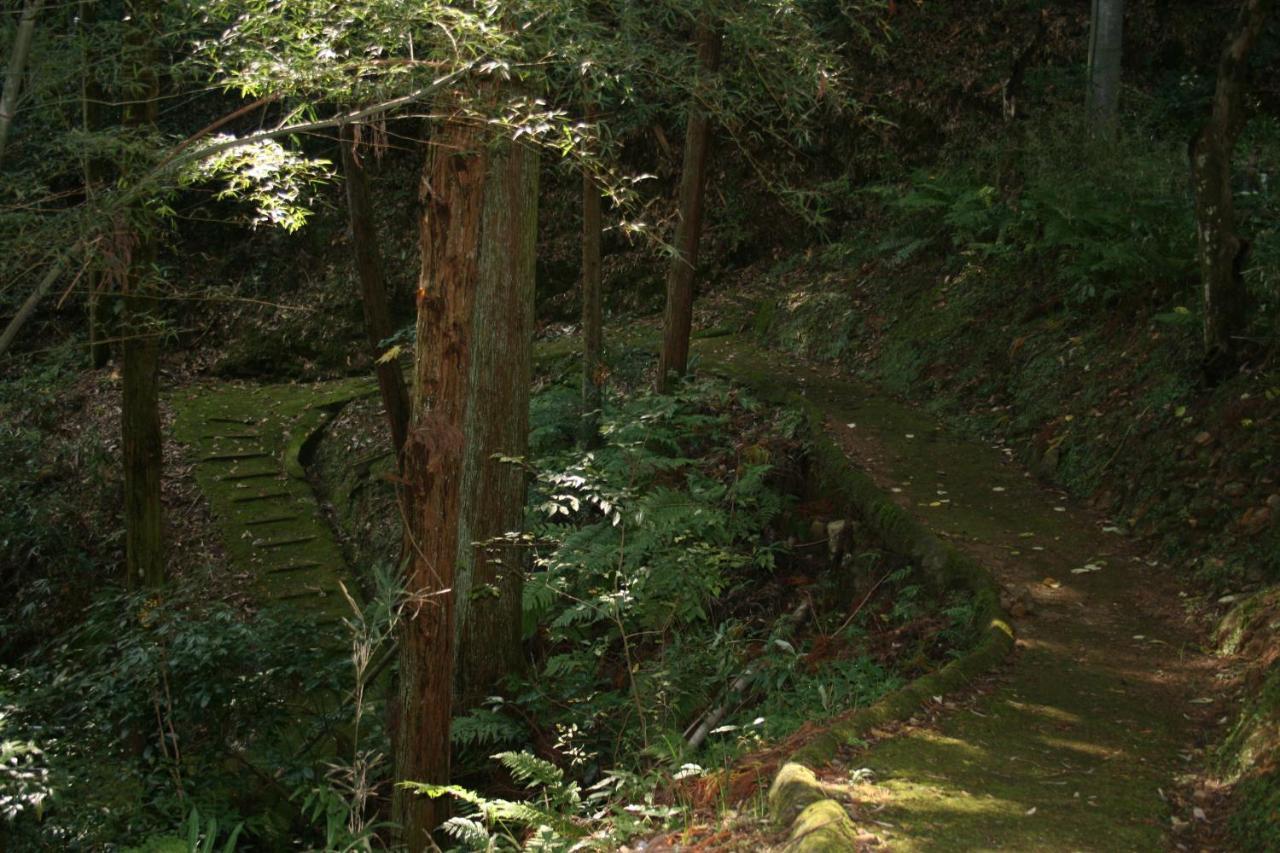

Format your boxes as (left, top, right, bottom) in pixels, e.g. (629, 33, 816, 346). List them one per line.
(870, 110, 1197, 305)
(0, 344, 119, 659)
(1, 586, 348, 848)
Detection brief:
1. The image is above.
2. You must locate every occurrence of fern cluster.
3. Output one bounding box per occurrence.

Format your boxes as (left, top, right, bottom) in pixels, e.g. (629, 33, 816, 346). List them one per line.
(455, 376, 796, 778)
(870, 109, 1199, 306)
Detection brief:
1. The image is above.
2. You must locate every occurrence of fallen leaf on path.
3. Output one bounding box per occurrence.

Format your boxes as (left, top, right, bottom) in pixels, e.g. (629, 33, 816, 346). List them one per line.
(1025, 807, 1037, 816)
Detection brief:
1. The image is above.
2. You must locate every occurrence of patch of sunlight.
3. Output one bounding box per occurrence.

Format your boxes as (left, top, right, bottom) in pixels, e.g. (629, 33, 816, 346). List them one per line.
(1004, 701, 1083, 724)
(1038, 735, 1124, 759)
(902, 729, 989, 760)
(879, 779, 1026, 818)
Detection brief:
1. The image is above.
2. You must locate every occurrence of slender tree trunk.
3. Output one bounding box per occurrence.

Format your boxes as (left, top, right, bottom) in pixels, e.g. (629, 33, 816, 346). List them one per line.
(396, 105, 535, 847)
(0, 0, 44, 169)
(1193, 0, 1272, 377)
(580, 107, 604, 446)
(82, 0, 111, 369)
(120, 0, 163, 588)
(339, 122, 410, 457)
(656, 20, 722, 393)
(121, 259, 163, 589)
(1086, 0, 1124, 132)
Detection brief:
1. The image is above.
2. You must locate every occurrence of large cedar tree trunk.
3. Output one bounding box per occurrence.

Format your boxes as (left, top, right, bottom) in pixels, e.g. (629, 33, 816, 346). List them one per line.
(394, 114, 537, 849)
(339, 123, 411, 457)
(1193, 0, 1272, 377)
(656, 21, 722, 393)
(121, 0, 163, 589)
(580, 106, 605, 446)
(454, 137, 536, 708)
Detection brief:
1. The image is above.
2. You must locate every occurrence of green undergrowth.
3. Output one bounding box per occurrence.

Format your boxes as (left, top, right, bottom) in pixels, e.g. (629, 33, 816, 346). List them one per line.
(0, 343, 120, 659)
(1216, 590, 1280, 851)
(756, 113, 1280, 592)
(314, 355, 980, 849)
(750, 108, 1280, 848)
(0, 584, 352, 850)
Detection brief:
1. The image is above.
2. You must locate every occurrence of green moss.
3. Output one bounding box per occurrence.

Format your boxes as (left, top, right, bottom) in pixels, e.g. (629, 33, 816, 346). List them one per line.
(768, 763, 833, 825)
(170, 376, 377, 622)
(1230, 768, 1280, 852)
(787, 799, 861, 851)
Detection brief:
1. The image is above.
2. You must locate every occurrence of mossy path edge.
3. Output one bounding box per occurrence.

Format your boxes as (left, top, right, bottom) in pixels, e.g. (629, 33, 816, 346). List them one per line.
(698, 336, 1218, 852)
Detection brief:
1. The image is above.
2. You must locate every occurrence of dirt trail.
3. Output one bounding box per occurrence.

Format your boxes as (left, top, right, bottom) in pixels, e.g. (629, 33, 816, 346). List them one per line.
(700, 340, 1220, 851)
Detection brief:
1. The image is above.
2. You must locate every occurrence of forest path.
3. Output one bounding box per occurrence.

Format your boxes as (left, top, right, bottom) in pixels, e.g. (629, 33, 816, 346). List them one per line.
(698, 338, 1219, 851)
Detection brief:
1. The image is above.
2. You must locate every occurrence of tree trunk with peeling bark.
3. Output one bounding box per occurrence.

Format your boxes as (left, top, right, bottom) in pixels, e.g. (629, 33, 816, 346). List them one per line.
(339, 123, 410, 458)
(1192, 0, 1272, 378)
(394, 111, 536, 850)
(657, 20, 722, 393)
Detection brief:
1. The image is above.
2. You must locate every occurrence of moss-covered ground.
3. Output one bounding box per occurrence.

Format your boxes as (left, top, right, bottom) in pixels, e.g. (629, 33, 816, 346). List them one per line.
(688, 337, 1219, 850)
(170, 376, 378, 624)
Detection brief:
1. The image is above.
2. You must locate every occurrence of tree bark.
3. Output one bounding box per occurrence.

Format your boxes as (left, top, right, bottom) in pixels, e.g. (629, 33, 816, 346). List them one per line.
(656, 20, 722, 393)
(454, 138, 536, 709)
(82, 0, 112, 369)
(395, 106, 536, 847)
(1086, 0, 1124, 132)
(0, 0, 44, 169)
(396, 113, 483, 849)
(1192, 0, 1272, 377)
(339, 122, 411, 458)
(580, 107, 605, 446)
(120, 0, 164, 589)
(121, 265, 163, 589)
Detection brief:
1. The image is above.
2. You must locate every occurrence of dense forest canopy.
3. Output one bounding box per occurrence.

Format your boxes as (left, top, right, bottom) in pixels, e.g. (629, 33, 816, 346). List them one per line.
(2, 0, 1279, 850)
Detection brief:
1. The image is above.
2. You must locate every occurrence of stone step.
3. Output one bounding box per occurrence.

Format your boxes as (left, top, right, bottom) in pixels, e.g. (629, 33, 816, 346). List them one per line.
(201, 451, 272, 462)
(254, 535, 318, 549)
(232, 490, 293, 504)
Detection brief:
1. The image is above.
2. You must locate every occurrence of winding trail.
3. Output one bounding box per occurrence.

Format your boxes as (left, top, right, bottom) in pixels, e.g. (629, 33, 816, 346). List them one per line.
(700, 338, 1219, 851)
